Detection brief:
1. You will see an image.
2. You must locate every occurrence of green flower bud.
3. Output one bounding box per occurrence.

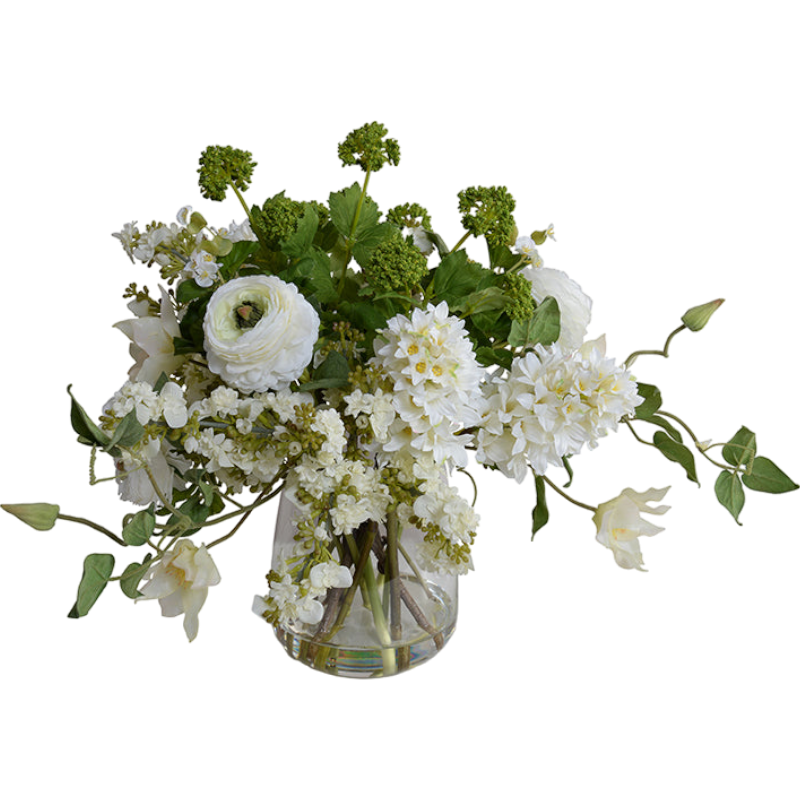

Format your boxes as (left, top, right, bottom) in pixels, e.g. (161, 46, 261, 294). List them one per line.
(338, 122, 400, 172)
(198, 145, 257, 202)
(2, 503, 60, 531)
(681, 298, 725, 331)
(364, 234, 428, 293)
(457, 185, 516, 247)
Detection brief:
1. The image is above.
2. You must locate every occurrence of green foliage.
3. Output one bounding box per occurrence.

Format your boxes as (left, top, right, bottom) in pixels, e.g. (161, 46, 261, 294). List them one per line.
(742, 457, 799, 494)
(338, 122, 400, 172)
(715, 471, 745, 524)
(198, 145, 257, 201)
(120, 554, 152, 599)
(301, 350, 351, 392)
(634, 383, 663, 419)
(122, 508, 156, 546)
(251, 192, 305, 250)
(508, 297, 561, 349)
(363, 233, 428, 293)
(68, 554, 115, 618)
(531, 475, 549, 539)
(68, 385, 111, 448)
(653, 431, 699, 484)
(457, 185, 516, 247)
(502, 272, 536, 322)
(280, 204, 320, 259)
(2, 502, 60, 531)
(433, 250, 490, 307)
(722, 426, 756, 471)
(329, 183, 380, 239)
(108, 410, 145, 450)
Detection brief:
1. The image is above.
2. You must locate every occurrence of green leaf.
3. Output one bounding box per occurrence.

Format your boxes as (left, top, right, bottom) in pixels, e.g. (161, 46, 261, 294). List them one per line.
(531, 475, 549, 539)
(561, 456, 574, 488)
(715, 470, 745, 524)
(120, 554, 152, 599)
(176, 280, 213, 305)
(67, 385, 111, 448)
(455, 286, 507, 316)
(352, 222, 393, 268)
(280, 204, 319, 259)
(488, 243, 520, 270)
(634, 383, 663, 420)
(68, 554, 115, 618)
(312, 351, 350, 388)
(643, 414, 683, 443)
(2, 502, 60, 531)
(475, 346, 513, 370)
(508, 296, 561, 349)
(122, 508, 156, 546)
(653, 431, 699, 484)
(108, 409, 146, 450)
(433, 250, 488, 306)
(722, 426, 757, 470)
(742, 457, 799, 494)
(329, 183, 379, 239)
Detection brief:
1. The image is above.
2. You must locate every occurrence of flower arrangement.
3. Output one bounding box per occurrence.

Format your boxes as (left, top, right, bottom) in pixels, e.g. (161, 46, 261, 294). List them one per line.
(4, 123, 796, 676)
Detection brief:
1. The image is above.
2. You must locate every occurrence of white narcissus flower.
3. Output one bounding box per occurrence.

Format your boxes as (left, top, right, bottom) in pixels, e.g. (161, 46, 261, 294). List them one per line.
(203, 275, 319, 394)
(593, 487, 671, 571)
(114, 287, 185, 385)
(138, 540, 221, 642)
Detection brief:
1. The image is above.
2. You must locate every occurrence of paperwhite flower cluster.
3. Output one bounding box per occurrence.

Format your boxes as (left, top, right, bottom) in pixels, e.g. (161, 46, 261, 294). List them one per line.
(477, 338, 643, 481)
(372, 302, 485, 466)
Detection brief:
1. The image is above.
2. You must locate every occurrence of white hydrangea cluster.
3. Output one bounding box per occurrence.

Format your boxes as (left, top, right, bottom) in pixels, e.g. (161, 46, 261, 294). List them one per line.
(371, 302, 485, 467)
(476, 337, 643, 481)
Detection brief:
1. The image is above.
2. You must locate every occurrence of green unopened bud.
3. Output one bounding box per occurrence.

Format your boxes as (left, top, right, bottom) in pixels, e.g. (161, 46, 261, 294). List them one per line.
(682, 299, 725, 332)
(531, 230, 548, 245)
(2, 503, 60, 531)
(186, 212, 207, 236)
(200, 235, 233, 258)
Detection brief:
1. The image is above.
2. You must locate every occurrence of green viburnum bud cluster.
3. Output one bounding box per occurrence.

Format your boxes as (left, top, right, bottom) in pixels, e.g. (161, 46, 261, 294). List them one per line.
(364, 233, 428, 293)
(198, 145, 257, 201)
(457, 185, 517, 247)
(503, 272, 537, 321)
(250, 192, 305, 248)
(338, 122, 400, 172)
(386, 202, 432, 231)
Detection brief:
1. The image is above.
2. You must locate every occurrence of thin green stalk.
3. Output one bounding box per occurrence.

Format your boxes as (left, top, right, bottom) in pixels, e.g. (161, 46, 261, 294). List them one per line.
(230, 183, 254, 225)
(541, 474, 597, 513)
(56, 514, 127, 547)
(625, 325, 686, 368)
(451, 231, 471, 252)
(337, 170, 372, 295)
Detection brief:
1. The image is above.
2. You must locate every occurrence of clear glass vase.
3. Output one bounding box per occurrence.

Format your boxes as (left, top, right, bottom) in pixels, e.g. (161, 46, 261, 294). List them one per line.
(266, 492, 458, 678)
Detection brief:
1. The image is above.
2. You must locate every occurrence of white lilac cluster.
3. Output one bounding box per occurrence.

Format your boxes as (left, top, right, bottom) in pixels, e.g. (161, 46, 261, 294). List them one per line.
(476, 337, 643, 481)
(113, 208, 256, 288)
(253, 558, 353, 628)
(371, 302, 485, 467)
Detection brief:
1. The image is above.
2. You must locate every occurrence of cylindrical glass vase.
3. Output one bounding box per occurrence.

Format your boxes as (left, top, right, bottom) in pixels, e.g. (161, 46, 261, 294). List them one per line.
(264, 492, 457, 678)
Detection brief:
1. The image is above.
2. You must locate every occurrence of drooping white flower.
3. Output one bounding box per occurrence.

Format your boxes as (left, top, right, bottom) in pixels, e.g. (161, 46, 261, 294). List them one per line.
(521, 266, 592, 352)
(112, 222, 139, 261)
(204, 275, 319, 394)
(593, 487, 670, 571)
(114, 286, 185, 385)
(138, 540, 221, 641)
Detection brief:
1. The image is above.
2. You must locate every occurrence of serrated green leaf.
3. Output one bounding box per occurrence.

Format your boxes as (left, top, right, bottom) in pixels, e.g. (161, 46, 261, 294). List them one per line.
(742, 457, 799, 494)
(68, 554, 115, 618)
(122, 508, 156, 546)
(329, 183, 379, 239)
(653, 431, 699, 484)
(531, 475, 549, 539)
(715, 470, 745, 524)
(433, 250, 488, 306)
(280, 204, 319, 259)
(352, 222, 393, 268)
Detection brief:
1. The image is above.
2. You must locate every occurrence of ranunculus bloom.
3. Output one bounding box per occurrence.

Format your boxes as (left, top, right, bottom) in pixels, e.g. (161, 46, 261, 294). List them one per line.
(114, 287, 185, 385)
(203, 275, 319, 393)
(521, 266, 592, 352)
(139, 540, 221, 641)
(593, 487, 670, 571)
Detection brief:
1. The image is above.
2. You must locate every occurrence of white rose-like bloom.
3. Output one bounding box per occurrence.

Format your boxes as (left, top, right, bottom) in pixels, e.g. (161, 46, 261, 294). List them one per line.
(521, 266, 592, 352)
(593, 487, 670, 571)
(138, 540, 221, 641)
(204, 275, 319, 393)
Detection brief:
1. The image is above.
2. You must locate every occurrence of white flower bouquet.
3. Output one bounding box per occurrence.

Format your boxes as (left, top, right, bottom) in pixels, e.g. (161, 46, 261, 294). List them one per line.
(4, 123, 796, 676)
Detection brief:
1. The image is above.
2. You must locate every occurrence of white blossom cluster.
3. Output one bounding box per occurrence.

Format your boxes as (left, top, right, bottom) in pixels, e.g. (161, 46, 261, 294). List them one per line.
(371, 302, 485, 467)
(476, 337, 643, 481)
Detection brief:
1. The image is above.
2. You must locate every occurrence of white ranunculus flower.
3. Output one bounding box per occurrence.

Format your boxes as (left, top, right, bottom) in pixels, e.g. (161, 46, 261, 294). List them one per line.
(203, 275, 319, 393)
(593, 487, 670, 571)
(138, 540, 221, 642)
(521, 266, 592, 352)
(114, 287, 185, 385)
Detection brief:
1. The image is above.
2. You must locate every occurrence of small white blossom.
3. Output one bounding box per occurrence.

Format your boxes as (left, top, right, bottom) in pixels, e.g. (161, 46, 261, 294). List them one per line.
(186, 249, 220, 288)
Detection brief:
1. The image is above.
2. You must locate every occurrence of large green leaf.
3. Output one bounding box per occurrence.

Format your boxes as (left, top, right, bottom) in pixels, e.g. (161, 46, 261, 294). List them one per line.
(120, 554, 153, 599)
(122, 508, 156, 546)
(634, 383, 662, 420)
(68, 554, 115, 618)
(107, 409, 145, 450)
(433, 250, 488, 306)
(280, 204, 319, 259)
(329, 183, 379, 239)
(508, 296, 560, 349)
(715, 470, 745, 524)
(722, 426, 757, 470)
(742, 457, 799, 494)
(653, 431, 699, 484)
(67, 385, 110, 448)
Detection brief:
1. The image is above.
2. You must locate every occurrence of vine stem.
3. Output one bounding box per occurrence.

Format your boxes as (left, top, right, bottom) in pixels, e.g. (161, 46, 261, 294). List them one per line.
(56, 514, 127, 547)
(541, 474, 597, 513)
(625, 325, 686, 368)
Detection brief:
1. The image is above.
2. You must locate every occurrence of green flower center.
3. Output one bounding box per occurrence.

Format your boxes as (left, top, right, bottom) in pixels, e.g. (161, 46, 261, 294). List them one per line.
(235, 301, 264, 330)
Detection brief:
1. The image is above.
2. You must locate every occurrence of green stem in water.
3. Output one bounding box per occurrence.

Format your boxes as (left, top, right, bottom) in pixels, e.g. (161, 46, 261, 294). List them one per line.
(386, 511, 402, 641)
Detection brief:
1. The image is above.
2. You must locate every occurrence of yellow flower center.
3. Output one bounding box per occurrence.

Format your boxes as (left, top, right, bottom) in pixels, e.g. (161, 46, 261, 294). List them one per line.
(416, 361, 427, 374)
(407, 343, 419, 355)
(432, 364, 443, 377)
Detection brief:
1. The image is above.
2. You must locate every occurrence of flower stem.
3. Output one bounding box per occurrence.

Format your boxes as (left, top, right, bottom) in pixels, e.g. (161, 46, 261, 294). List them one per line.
(386, 511, 402, 642)
(230, 183, 254, 226)
(541, 474, 597, 513)
(56, 514, 127, 547)
(624, 325, 686, 368)
(451, 231, 471, 252)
